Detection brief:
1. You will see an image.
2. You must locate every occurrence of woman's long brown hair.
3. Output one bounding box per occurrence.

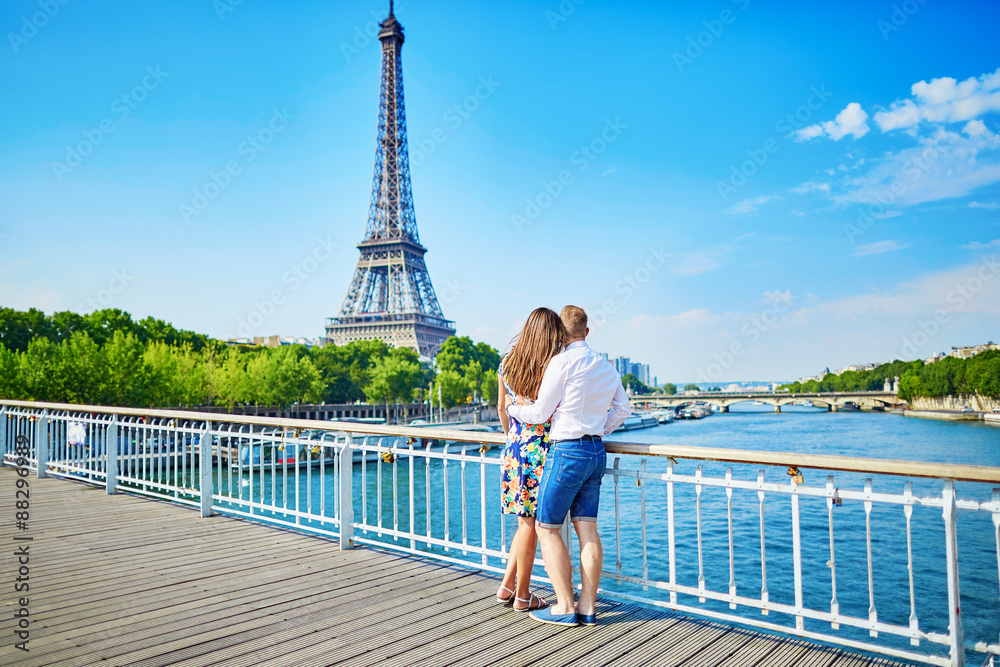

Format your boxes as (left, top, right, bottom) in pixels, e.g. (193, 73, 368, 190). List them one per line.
(503, 307, 567, 401)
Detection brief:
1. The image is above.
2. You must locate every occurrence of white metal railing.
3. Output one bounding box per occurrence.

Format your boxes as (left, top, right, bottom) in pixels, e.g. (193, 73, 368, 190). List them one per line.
(2, 399, 998, 666)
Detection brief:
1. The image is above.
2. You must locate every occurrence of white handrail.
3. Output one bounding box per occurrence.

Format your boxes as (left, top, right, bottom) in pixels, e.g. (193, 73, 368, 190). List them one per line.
(2, 399, 998, 483)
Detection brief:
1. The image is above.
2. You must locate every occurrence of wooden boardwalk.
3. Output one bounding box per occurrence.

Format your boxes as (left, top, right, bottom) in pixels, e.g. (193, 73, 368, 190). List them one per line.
(1, 469, 915, 667)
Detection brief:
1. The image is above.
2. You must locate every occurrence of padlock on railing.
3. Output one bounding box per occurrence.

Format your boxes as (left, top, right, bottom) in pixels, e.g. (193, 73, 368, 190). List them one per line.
(832, 489, 842, 506)
(787, 466, 804, 484)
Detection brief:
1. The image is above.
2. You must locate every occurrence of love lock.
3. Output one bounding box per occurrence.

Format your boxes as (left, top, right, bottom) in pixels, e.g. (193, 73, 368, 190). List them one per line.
(479, 444, 490, 455)
(832, 489, 843, 507)
(380, 451, 396, 464)
(787, 466, 804, 485)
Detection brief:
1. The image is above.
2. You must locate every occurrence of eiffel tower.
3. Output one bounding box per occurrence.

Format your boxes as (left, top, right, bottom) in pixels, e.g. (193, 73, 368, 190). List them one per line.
(325, 1, 455, 357)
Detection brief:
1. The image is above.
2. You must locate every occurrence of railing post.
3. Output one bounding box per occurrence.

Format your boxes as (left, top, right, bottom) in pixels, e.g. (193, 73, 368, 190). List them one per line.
(200, 421, 214, 518)
(36, 409, 49, 478)
(942, 480, 965, 667)
(106, 415, 119, 495)
(0, 406, 7, 460)
(339, 433, 354, 549)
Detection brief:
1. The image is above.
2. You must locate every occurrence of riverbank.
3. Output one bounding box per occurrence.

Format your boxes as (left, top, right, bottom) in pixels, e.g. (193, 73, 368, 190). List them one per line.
(907, 393, 1000, 411)
(903, 408, 984, 421)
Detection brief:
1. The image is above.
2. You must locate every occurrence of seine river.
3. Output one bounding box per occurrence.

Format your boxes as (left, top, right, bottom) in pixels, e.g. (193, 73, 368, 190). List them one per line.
(600, 406, 1000, 662)
(216, 406, 999, 663)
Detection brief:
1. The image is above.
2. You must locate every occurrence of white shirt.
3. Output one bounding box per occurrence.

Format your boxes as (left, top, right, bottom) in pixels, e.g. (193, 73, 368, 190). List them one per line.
(506, 340, 631, 440)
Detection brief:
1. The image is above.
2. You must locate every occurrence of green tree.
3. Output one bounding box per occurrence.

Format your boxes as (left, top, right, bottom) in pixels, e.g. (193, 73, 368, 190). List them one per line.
(54, 332, 106, 404)
(20, 337, 59, 401)
(364, 349, 423, 420)
(103, 330, 148, 406)
(437, 336, 499, 402)
(621, 373, 651, 395)
(137, 316, 211, 351)
(437, 336, 476, 374)
(683, 383, 700, 392)
(50, 310, 88, 344)
(0, 345, 24, 399)
(142, 341, 212, 407)
(85, 309, 140, 347)
(213, 349, 248, 408)
(430, 369, 473, 409)
(0, 307, 52, 352)
(662, 383, 678, 395)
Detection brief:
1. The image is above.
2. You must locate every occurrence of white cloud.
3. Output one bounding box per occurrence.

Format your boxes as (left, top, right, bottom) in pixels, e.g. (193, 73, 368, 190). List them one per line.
(603, 258, 1000, 381)
(796, 102, 870, 141)
(728, 194, 779, 215)
(789, 180, 830, 194)
(835, 128, 1000, 207)
(794, 124, 824, 141)
(874, 68, 1000, 132)
(851, 240, 913, 257)
(969, 201, 999, 210)
(962, 239, 1000, 250)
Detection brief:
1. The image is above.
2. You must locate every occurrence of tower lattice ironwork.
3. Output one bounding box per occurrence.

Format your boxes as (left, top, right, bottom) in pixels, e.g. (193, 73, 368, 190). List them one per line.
(325, 1, 455, 357)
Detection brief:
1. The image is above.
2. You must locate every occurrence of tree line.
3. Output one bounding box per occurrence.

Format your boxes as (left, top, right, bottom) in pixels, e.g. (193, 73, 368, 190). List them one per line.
(0, 308, 500, 411)
(779, 353, 1000, 400)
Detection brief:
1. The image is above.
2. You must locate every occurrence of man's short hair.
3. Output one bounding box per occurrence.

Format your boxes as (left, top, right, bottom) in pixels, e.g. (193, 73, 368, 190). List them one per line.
(560, 305, 588, 338)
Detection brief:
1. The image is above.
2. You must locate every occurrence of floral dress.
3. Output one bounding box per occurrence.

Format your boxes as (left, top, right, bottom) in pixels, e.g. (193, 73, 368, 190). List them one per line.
(499, 360, 551, 517)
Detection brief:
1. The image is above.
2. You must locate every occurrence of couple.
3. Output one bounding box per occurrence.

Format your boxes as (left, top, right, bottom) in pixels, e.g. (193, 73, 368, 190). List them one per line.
(495, 305, 631, 626)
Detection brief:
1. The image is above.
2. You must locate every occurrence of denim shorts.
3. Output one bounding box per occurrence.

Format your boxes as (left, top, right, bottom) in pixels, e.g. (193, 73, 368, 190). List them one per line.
(536, 435, 607, 528)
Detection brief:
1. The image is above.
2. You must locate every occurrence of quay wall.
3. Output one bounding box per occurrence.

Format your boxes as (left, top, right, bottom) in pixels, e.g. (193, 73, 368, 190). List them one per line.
(907, 394, 1000, 411)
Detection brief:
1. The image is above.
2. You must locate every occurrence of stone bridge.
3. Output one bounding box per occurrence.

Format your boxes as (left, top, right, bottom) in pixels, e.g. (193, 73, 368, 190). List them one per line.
(630, 391, 903, 413)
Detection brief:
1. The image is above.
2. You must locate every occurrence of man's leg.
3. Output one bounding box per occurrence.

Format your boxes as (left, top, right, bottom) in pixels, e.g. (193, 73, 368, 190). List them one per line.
(533, 440, 588, 618)
(535, 523, 575, 615)
(573, 520, 602, 616)
(567, 439, 606, 619)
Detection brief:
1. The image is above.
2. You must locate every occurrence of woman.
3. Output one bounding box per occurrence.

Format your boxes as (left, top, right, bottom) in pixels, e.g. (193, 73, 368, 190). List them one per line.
(495, 307, 566, 612)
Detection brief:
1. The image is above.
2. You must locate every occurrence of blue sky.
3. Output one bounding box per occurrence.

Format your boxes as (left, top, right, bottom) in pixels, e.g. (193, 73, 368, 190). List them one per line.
(1, 0, 999, 383)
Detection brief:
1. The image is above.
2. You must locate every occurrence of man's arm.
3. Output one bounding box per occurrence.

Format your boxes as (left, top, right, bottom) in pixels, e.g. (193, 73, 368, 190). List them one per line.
(602, 382, 632, 435)
(505, 356, 564, 424)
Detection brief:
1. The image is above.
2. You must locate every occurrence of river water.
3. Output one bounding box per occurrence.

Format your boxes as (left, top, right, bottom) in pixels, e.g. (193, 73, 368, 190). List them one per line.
(212, 406, 999, 663)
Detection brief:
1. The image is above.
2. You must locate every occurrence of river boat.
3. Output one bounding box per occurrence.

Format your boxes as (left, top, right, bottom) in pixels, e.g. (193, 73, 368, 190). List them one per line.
(677, 404, 712, 420)
(984, 408, 1000, 424)
(613, 413, 660, 433)
(651, 410, 675, 424)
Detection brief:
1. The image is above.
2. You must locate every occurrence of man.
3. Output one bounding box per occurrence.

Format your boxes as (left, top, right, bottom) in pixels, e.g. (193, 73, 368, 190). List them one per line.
(504, 305, 631, 626)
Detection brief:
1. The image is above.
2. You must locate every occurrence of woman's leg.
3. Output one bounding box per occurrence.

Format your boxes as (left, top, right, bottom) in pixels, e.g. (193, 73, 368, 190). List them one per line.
(497, 529, 519, 599)
(512, 516, 539, 608)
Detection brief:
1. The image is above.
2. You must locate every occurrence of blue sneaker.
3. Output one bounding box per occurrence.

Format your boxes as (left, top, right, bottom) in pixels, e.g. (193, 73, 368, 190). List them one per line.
(578, 613, 597, 626)
(529, 607, 578, 626)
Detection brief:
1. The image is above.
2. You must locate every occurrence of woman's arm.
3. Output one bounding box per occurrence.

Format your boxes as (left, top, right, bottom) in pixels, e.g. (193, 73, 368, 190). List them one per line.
(497, 372, 510, 436)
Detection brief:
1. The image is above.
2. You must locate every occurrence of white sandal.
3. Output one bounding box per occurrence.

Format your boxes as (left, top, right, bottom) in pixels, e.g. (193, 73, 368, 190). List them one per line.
(513, 592, 548, 612)
(496, 585, 515, 606)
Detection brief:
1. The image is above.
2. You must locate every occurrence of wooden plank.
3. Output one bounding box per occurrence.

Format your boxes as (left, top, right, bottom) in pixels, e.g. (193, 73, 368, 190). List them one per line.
(38, 567, 479, 667)
(27, 552, 427, 656)
(0, 469, 922, 667)
(617, 619, 732, 666)
(681, 626, 759, 666)
(710, 634, 786, 667)
(118, 572, 489, 667)
(481, 602, 658, 667)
